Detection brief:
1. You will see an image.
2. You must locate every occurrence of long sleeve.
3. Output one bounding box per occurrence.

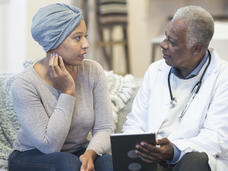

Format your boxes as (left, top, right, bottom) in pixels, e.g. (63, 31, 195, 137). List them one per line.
(166, 144, 181, 164)
(86, 63, 114, 155)
(172, 68, 228, 162)
(11, 77, 75, 154)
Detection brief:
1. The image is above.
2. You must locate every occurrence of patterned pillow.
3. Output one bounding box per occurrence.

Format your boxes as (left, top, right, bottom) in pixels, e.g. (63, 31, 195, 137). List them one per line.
(0, 73, 18, 163)
(105, 71, 138, 124)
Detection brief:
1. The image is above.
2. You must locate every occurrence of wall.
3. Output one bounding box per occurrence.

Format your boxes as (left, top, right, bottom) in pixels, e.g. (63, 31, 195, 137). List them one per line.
(0, 1, 8, 72)
(1, 0, 228, 75)
(128, 0, 228, 77)
(26, 0, 71, 61)
(0, 0, 26, 73)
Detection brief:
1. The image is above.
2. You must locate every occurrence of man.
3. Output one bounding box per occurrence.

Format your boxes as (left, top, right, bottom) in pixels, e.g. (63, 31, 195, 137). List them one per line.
(123, 5, 228, 171)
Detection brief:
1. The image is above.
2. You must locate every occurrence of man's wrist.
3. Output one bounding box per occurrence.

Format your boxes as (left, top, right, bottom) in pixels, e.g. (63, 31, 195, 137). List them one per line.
(166, 144, 181, 164)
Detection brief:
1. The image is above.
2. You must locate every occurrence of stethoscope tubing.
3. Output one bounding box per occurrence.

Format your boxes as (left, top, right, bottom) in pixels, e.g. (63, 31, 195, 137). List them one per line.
(168, 50, 212, 119)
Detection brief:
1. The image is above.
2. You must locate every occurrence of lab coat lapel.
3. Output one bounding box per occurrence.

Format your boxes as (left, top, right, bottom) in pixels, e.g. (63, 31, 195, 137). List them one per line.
(147, 61, 171, 132)
(169, 48, 222, 139)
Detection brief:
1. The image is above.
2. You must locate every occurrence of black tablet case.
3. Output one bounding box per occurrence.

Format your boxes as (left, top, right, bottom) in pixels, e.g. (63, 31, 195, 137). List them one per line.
(110, 133, 157, 171)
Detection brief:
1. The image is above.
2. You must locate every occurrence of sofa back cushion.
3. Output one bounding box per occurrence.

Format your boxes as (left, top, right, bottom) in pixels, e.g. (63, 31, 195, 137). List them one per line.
(0, 73, 19, 160)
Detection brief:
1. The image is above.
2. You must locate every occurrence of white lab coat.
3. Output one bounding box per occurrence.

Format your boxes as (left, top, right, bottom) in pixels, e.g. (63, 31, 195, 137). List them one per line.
(123, 48, 228, 171)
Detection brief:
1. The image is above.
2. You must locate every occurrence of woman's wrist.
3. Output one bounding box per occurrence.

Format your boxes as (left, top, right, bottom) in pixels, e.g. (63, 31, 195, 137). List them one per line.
(85, 150, 97, 161)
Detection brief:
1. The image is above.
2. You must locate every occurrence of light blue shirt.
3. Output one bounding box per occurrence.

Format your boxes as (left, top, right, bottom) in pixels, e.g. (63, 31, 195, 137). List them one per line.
(171, 51, 209, 79)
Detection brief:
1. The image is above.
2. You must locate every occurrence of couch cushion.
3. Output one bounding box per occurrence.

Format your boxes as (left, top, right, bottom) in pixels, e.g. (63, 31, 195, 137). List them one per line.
(0, 73, 19, 161)
(105, 71, 139, 125)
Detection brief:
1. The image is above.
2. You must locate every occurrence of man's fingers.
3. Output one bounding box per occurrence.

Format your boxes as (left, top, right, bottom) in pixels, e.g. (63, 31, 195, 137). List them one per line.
(136, 150, 160, 163)
(137, 142, 160, 154)
(141, 157, 154, 163)
(156, 138, 169, 145)
(136, 144, 149, 154)
(136, 144, 161, 159)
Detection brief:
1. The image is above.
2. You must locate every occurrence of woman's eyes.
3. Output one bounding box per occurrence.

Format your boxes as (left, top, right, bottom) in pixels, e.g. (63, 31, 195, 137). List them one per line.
(73, 35, 88, 41)
(74, 36, 81, 41)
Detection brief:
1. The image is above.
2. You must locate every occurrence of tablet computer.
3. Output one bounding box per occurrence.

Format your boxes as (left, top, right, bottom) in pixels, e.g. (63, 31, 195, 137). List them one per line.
(110, 132, 156, 171)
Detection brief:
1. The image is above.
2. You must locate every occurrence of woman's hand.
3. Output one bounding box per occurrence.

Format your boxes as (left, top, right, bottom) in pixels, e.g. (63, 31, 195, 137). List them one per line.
(79, 150, 97, 171)
(135, 138, 174, 163)
(48, 53, 76, 96)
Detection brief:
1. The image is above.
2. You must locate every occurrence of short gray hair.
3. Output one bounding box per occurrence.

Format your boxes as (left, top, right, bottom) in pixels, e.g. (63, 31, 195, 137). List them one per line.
(173, 5, 214, 48)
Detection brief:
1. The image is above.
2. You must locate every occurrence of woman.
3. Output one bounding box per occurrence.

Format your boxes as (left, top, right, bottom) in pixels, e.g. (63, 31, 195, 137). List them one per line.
(8, 3, 114, 171)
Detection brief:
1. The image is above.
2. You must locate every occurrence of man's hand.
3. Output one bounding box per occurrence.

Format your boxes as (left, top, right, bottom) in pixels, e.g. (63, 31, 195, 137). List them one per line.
(79, 150, 97, 171)
(48, 53, 76, 96)
(135, 138, 174, 163)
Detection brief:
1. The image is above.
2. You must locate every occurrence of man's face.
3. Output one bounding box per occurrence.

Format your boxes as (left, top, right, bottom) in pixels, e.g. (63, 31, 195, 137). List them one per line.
(160, 19, 194, 71)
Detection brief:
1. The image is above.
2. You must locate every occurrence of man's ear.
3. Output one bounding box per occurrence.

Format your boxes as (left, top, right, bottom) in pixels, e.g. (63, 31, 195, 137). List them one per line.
(192, 44, 204, 56)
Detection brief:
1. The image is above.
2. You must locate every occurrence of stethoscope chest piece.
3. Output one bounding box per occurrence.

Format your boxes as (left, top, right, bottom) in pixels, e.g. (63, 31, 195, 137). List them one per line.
(167, 50, 211, 119)
(170, 98, 177, 108)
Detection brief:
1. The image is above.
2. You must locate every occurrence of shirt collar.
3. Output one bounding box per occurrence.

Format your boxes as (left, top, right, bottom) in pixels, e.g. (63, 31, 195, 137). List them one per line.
(171, 51, 208, 79)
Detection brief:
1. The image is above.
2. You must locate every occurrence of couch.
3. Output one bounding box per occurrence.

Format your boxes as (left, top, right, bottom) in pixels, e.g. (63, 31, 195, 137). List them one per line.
(0, 66, 142, 170)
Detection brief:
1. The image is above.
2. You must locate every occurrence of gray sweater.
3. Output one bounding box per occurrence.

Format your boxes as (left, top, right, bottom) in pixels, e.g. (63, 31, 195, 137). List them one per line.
(11, 59, 114, 155)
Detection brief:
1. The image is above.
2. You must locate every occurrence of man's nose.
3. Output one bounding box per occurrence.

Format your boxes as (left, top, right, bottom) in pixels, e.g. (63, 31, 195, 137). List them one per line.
(160, 39, 168, 50)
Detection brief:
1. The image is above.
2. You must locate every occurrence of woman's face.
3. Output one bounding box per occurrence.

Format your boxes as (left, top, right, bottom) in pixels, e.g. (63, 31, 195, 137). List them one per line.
(54, 19, 89, 66)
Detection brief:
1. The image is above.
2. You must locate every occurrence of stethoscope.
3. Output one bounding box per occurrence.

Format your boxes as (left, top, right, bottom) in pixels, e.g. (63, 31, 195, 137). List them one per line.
(168, 50, 211, 120)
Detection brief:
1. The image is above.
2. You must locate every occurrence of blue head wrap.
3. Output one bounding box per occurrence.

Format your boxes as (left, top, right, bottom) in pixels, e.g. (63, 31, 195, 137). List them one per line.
(31, 3, 82, 52)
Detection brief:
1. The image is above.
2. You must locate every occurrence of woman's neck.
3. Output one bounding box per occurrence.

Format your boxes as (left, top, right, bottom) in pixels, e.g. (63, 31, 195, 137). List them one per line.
(40, 56, 78, 81)
(65, 64, 78, 81)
